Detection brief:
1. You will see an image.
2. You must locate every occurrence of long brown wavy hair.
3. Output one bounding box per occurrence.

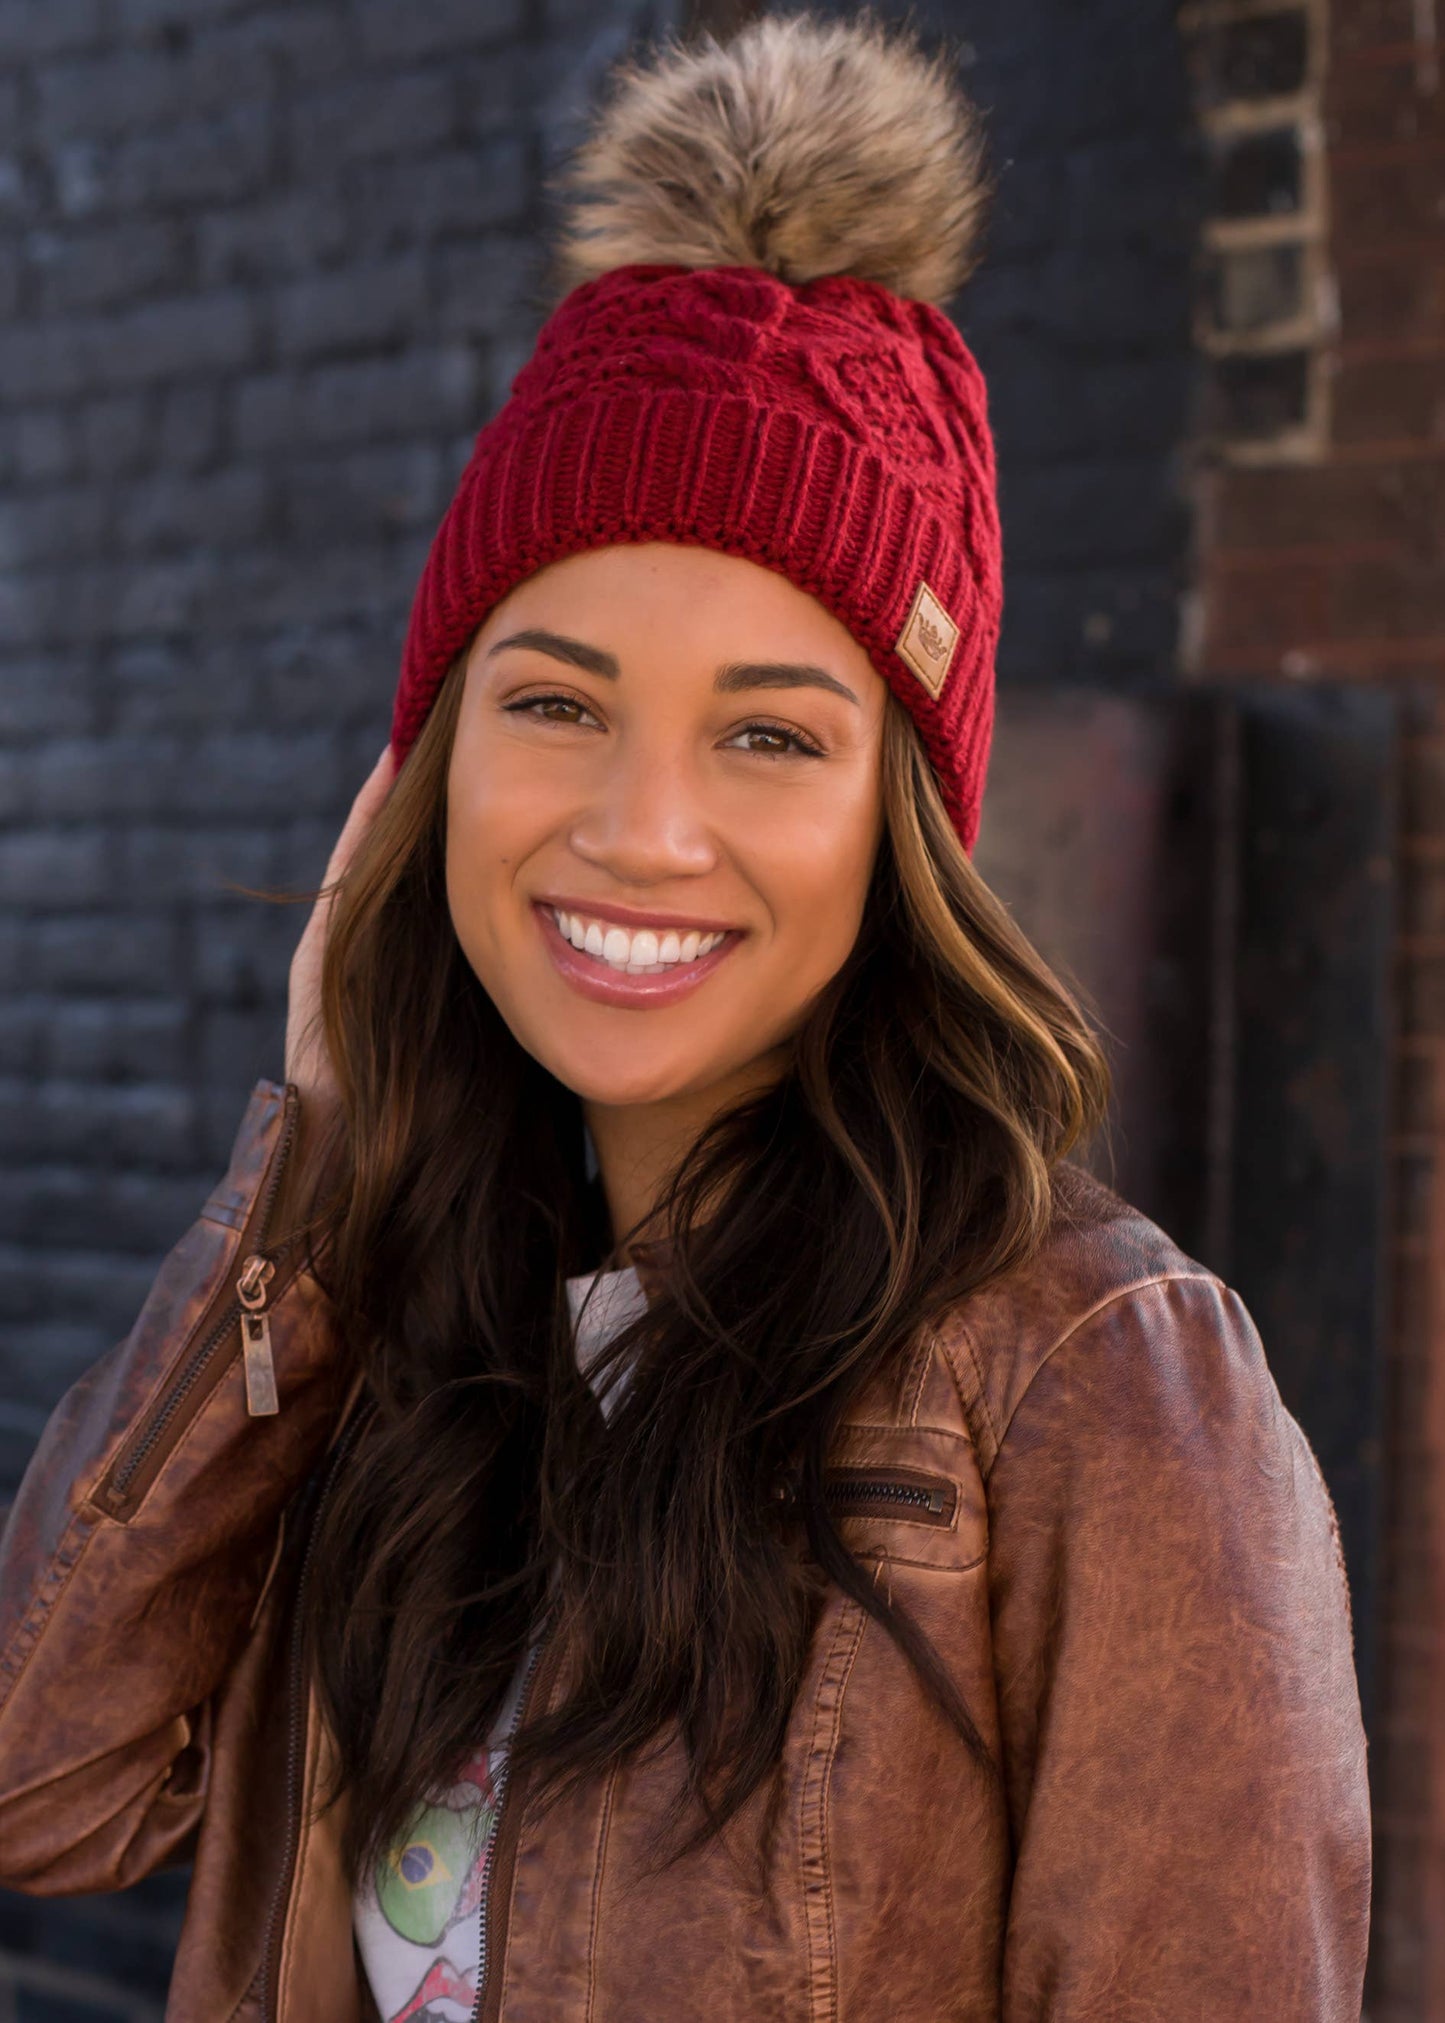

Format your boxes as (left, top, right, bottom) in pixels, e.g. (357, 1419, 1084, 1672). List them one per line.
(285, 641, 1110, 1887)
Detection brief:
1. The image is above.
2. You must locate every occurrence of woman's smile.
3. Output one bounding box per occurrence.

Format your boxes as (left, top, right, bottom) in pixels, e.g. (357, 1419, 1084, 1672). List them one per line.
(534, 898, 742, 1007)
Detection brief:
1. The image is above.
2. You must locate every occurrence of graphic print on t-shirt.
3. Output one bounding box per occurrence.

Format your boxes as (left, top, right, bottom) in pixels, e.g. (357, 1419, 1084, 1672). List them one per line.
(356, 1742, 498, 2023)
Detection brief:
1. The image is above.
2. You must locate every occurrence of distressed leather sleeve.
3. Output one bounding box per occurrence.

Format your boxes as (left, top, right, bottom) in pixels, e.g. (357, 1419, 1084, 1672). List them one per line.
(986, 1274, 1372, 2021)
(0, 1077, 348, 1893)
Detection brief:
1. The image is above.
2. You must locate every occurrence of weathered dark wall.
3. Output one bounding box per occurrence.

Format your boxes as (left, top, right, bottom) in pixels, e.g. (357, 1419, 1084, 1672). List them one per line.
(1182, 0, 1445, 2009)
(803, 0, 1203, 689)
(0, 0, 1201, 2008)
(942, 2, 1203, 693)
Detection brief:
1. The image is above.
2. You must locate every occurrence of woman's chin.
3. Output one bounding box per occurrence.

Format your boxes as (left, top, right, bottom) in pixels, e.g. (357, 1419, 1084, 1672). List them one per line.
(539, 1042, 729, 1111)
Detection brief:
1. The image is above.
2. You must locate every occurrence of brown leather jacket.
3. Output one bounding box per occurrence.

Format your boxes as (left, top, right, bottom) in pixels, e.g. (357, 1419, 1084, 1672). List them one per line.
(0, 1077, 1371, 2020)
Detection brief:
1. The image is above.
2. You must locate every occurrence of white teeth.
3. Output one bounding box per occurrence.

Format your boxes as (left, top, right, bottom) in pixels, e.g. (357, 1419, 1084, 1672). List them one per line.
(551, 908, 728, 973)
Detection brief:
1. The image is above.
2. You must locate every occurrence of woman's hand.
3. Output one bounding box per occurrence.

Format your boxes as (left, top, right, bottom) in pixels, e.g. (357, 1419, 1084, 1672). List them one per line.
(284, 743, 397, 1113)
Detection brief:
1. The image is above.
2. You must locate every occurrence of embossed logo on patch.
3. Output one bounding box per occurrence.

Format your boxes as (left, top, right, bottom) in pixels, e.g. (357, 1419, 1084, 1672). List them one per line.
(895, 580, 959, 700)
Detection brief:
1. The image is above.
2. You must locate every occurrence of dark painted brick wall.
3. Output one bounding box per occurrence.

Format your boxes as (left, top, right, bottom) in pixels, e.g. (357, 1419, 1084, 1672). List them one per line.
(0, 0, 684, 2006)
(0, 0, 1200, 2005)
(951, 2, 1203, 690)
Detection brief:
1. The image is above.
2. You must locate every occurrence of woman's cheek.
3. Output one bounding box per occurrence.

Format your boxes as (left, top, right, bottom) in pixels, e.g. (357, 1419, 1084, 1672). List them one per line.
(754, 814, 874, 972)
(444, 802, 512, 981)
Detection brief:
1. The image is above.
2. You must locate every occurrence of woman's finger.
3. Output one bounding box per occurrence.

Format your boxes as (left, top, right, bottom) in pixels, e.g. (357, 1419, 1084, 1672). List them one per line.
(321, 743, 398, 891)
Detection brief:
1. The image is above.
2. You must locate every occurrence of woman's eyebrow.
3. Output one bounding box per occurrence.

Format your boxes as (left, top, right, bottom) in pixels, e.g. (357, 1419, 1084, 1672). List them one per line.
(715, 660, 859, 706)
(486, 629, 858, 707)
(486, 628, 620, 678)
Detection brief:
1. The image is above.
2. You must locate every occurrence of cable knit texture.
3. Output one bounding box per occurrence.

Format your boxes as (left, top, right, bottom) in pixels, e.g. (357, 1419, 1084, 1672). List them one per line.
(391, 260, 1003, 851)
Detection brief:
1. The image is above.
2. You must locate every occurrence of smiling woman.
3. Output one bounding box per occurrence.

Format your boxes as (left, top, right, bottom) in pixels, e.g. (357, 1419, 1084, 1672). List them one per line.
(0, 10, 1370, 2023)
(445, 545, 888, 1133)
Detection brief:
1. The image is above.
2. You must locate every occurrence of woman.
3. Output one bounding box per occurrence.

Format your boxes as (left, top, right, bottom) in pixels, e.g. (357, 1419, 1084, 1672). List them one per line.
(0, 12, 1369, 2021)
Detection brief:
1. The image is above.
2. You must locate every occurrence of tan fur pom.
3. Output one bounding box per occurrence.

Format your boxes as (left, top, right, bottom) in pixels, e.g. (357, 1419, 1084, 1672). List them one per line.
(547, 8, 993, 308)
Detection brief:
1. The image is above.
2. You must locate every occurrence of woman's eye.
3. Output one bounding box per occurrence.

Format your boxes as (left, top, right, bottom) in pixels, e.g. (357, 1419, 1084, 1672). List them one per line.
(726, 722, 824, 758)
(502, 692, 597, 727)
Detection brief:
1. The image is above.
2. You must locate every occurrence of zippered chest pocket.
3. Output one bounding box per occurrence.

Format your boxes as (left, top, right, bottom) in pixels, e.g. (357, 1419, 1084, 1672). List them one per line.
(824, 1464, 957, 1524)
(795, 1423, 987, 1573)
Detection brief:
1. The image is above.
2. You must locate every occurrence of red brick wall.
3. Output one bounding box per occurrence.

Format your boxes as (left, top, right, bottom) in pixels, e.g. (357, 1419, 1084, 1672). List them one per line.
(1187, 2, 1445, 2013)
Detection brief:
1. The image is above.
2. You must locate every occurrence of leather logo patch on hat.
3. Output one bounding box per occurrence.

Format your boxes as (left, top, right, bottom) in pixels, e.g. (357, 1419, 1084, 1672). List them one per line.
(895, 580, 959, 699)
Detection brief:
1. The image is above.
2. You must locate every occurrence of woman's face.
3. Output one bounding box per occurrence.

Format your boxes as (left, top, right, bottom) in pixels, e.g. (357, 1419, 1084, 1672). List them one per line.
(445, 541, 889, 1109)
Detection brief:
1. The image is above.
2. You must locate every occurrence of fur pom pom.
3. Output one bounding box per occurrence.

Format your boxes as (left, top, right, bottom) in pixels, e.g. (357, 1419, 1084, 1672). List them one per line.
(548, 9, 993, 307)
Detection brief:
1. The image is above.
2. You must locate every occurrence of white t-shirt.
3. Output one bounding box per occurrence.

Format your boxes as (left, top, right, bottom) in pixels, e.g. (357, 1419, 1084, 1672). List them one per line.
(352, 1262, 648, 2023)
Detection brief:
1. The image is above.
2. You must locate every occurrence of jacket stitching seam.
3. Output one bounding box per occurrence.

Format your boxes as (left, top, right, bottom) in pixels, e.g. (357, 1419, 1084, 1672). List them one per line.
(0, 1512, 98, 1721)
(100, 1090, 288, 1526)
(225, 1962, 260, 2023)
(927, 1321, 997, 1461)
(853, 1547, 987, 1574)
(584, 1763, 619, 2023)
(903, 1332, 933, 1427)
(958, 1330, 998, 1453)
(106, 1338, 250, 1527)
(80, 1223, 249, 1524)
(800, 1599, 867, 2023)
(832, 1419, 973, 1444)
(200, 1201, 247, 1231)
(974, 1269, 1225, 1474)
(108, 1246, 330, 1533)
(276, 1682, 322, 2018)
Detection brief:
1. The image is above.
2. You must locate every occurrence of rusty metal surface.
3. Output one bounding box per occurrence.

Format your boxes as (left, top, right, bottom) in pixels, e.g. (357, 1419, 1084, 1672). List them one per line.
(1220, 684, 1396, 1730)
(973, 687, 1223, 1236)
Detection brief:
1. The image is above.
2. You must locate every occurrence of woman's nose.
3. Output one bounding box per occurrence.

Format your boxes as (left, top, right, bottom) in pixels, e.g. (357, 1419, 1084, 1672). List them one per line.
(566, 741, 717, 885)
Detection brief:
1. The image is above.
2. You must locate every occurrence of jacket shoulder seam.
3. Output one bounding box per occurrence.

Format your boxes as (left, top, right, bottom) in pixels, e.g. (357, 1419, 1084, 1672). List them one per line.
(903, 1331, 934, 1425)
(955, 1328, 999, 1453)
(953, 1265, 1225, 1476)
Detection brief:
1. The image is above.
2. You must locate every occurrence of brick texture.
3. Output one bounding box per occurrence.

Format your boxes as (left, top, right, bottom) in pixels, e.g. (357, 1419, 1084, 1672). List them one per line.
(962, 1, 1201, 691)
(0, 0, 1206, 2006)
(1188, 2, 1445, 2014)
(0, 0, 683, 2005)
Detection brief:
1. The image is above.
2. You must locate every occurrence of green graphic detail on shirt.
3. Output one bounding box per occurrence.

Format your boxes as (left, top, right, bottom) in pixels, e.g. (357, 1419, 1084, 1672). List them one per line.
(376, 1798, 490, 1948)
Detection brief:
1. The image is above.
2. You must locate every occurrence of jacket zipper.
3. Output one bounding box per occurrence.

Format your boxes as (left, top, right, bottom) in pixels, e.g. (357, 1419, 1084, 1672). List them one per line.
(779, 1466, 958, 1528)
(96, 1087, 302, 1521)
(466, 1472, 953, 2018)
(472, 1622, 566, 2023)
(260, 1408, 365, 2021)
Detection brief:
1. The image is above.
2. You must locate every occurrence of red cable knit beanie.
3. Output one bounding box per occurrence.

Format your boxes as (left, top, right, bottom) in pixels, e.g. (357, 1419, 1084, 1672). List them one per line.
(390, 13, 1003, 854)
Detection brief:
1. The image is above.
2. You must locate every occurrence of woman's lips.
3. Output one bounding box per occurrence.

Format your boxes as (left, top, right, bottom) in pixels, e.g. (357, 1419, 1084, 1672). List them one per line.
(534, 901, 741, 1007)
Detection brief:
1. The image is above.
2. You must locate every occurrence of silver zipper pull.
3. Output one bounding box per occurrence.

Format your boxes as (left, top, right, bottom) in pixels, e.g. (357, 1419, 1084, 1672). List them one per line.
(237, 1253, 279, 1417)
